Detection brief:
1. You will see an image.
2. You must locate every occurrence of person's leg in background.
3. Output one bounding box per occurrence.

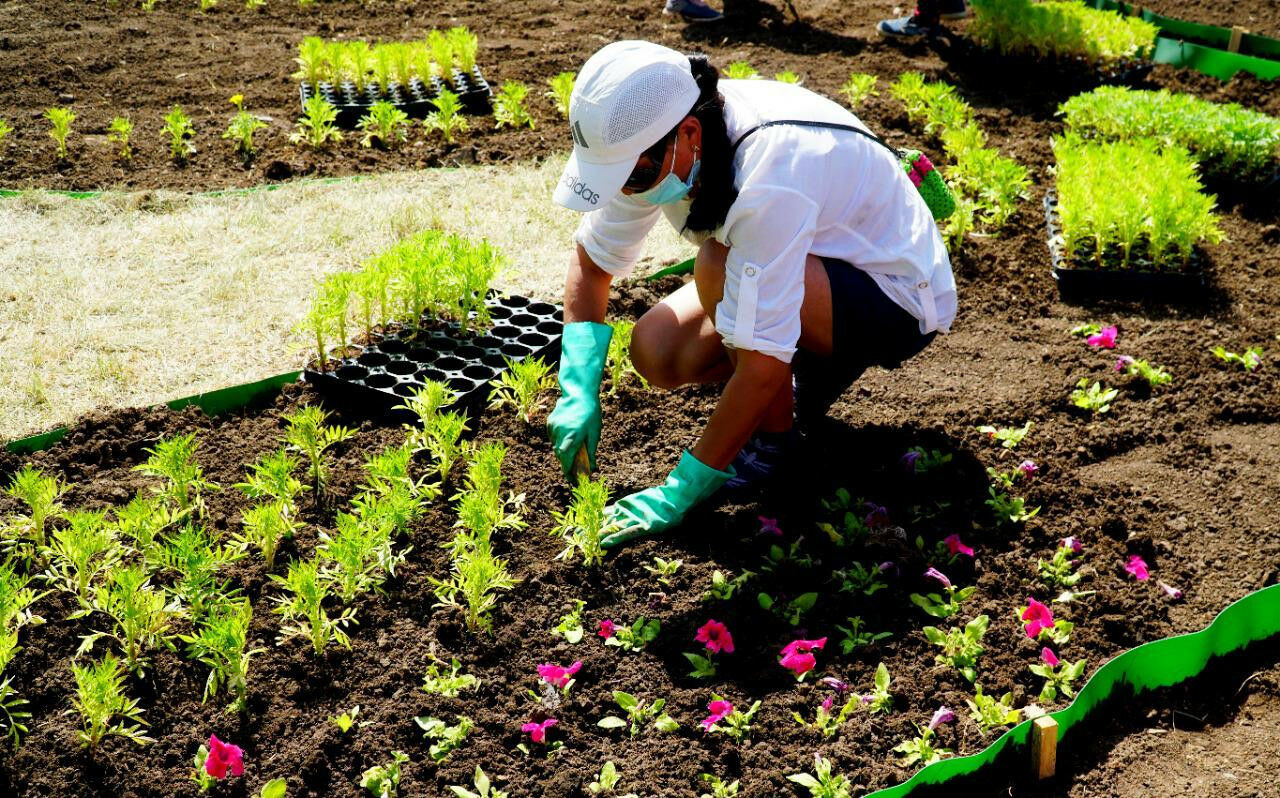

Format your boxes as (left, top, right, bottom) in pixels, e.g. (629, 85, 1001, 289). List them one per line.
(877, 0, 967, 38)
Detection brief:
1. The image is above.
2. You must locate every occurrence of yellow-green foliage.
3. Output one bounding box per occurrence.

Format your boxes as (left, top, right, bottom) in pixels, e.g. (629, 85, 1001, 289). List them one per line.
(969, 0, 1158, 65)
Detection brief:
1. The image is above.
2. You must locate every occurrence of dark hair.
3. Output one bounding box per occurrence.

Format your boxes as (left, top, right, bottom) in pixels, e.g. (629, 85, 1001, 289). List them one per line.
(683, 54, 736, 234)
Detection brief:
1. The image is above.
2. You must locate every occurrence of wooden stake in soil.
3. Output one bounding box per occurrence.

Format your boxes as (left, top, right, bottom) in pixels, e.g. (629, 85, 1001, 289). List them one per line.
(1030, 715, 1059, 779)
(1229, 26, 1248, 53)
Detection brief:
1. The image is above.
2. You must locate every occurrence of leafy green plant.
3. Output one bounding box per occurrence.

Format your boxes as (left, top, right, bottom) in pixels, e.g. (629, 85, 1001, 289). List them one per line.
(977, 420, 1032, 448)
(1030, 654, 1087, 701)
(42, 510, 123, 604)
(44, 107, 74, 160)
(236, 448, 307, 512)
(317, 512, 403, 603)
(793, 694, 860, 738)
(270, 558, 357, 654)
(603, 617, 660, 652)
(0, 558, 43, 632)
(835, 616, 891, 654)
(134, 432, 219, 520)
(147, 523, 241, 621)
(1115, 355, 1172, 387)
(1069, 378, 1118, 414)
(111, 495, 176, 557)
(774, 70, 802, 84)
(702, 569, 753, 602)
(1212, 345, 1264, 371)
(588, 761, 637, 796)
(360, 750, 409, 798)
(162, 105, 196, 163)
(965, 685, 1021, 733)
(552, 599, 586, 643)
(892, 723, 953, 767)
(969, 0, 1158, 64)
(605, 320, 647, 394)
(552, 475, 610, 567)
(722, 61, 758, 79)
(704, 697, 761, 742)
(864, 661, 894, 713)
(487, 356, 555, 423)
(107, 116, 133, 161)
(644, 556, 682, 586)
(448, 26, 479, 74)
(180, 597, 261, 712)
(236, 501, 299, 572)
(359, 100, 410, 149)
(597, 691, 679, 738)
(224, 93, 267, 160)
(909, 571, 976, 619)
(493, 81, 534, 129)
(986, 485, 1039, 524)
(922, 614, 989, 681)
(699, 774, 740, 797)
(757, 591, 818, 626)
(4, 464, 68, 553)
(431, 544, 515, 634)
(787, 754, 852, 798)
(331, 704, 362, 733)
(413, 715, 473, 761)
(290, 94, 343, 148)
(76, 564, 178, 677)
(68, 653, 153, 752)
(283, 405, 356, 500)
(0, 677, 31, 751)
(421, 655, 479, 696)
(450, 766, 508, 798)
(833, 561, 888, 597)
(0, 119, 11, 148)
(1037, 543, 1082, 591)
(839, 72, 878, 108)
(546, 71, 575, 118)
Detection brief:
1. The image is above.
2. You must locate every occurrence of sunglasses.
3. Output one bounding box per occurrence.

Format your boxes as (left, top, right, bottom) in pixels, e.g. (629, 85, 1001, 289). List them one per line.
(623, 133, 674, 192)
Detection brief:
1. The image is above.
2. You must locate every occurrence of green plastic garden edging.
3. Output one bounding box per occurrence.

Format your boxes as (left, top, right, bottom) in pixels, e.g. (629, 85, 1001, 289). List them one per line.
(5, 369, 1279, 797)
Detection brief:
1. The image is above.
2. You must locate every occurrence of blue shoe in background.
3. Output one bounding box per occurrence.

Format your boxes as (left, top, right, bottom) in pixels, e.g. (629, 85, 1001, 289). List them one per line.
(664, 0, 724, 23)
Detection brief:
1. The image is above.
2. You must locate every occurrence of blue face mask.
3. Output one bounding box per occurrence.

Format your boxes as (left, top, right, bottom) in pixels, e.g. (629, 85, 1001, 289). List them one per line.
(634, 148, 701, 206)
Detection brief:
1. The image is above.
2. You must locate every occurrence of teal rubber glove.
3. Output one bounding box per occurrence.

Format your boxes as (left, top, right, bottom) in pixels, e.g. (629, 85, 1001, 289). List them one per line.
(600, 450, 734, 550)
(547, 321, 613, 478)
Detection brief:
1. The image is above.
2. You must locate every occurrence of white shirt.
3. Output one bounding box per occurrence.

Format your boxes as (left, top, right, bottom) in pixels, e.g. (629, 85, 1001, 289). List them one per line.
(574, 78, 957, 364)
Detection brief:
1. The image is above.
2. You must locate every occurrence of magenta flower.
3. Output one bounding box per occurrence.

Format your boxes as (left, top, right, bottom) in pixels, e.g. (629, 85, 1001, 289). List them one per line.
(204, 734, 244, 779)
(1018, 460, 1039, 476)
(1115, 355, 1136, 372)
(928, 706, 955, 731)
(1158, 580, 1183, 600)
(901, 450, 922, 472)
(1041, 647, 1060, 667)
(821, 676, 851, 696)
(1086, 325, 1118, 348)
(701, 699, 733, 731)
(779, 637, 827, 679)
(536, 661, 582, 690)
(878, 560, 899, 575)
(597, 619, 616, 639)
(1021, 597, 1055, 639)
(1061, 536, 1082, 553)
(757, 515, 783, 536)
(695, 619, 735, 654)
(521, 718, 557, 744)
(864, 503, 890, 528)
(943, 534, 974, 557)
(821, 695, 834, 713)
(1125, 555, 1150, 581)
(924, 567, 952, 591)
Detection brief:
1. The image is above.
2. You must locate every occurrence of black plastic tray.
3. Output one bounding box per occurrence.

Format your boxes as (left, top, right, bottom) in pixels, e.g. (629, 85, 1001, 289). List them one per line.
(299, 66, 493, 129)
(303, 294, 563, 422)
(1044, 191, 1208, 303)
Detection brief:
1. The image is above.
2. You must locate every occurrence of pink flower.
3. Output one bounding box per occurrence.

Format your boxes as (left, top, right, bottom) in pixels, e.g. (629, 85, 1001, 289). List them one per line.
(1021, 597, 1055, 639)
(521, 718, 557, 744)
(779, 637, 827, 679)
(597, 619, 616, 639)
(536, 661, 582, 690)
(695, 620, 735, 654)
(943, 534, 974, 557)
(1115, 355, 1136, 372)
(1041, 647, 1060, 667)
(1158, 580, 1183, 600)
(1125, 555, 1150, 581)
(909, 169, 923, 188)
(821, 676, 851, 696)
(757, 515, 782, 536)
(1018, 460, 1039, 476)
(204, 734, 244, 779)
(924, 567, 951, 591)
(1086, 325, 1118, 349)
(1061, 536, 1082, 553)
(701, 699, 733, 731)
(821, 696, 834, 713)
(928, 706, 955, 730)
(878, 560, 899, 575)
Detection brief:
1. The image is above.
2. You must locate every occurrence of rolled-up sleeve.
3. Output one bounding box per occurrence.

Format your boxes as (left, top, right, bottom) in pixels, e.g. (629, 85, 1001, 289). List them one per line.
(715, 184, 818, 363)
(573, 196, 663, 278)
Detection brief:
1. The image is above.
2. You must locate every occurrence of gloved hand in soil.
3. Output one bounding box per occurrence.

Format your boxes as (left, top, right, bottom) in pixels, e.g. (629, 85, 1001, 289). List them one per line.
(600, 450, 734, 549)
(547, 321, 613, 478)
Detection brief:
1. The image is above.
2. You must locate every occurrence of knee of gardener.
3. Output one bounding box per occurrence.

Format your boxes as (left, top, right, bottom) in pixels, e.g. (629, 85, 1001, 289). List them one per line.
(630, 317, 684, 390)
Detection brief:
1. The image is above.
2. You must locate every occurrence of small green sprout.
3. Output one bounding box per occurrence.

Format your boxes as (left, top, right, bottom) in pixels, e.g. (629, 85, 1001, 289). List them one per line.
(450, 766, 509, 798)
(1069, 377, 1119, 414)
(606, 320, 648, 394)
(965, 685, 1021, 734)
(179, 597, 261, 712)
(1211, 345, 1264, 371)
(360, 750, 409, 798)
(359, 100, 410, 149)
(552, 475, 610, 567)
(757, 591, 818, 626)
(551, 599, 586, 643)
(643, 556, 682, 586)
(702, 569, 753, 602)
(892, 722, 953, 767)
(603, 617, 660, 652)
(283, 405, 357, 500)
(422, 90, 469, 143)
(1114, 356, 1172, 387)
(835, 616, 891, 654)
(986, 486, 1040, 524)
(44, 106, 75, 160)
(331, 704, 363, 733)
(421, 655, 480, 697)
(589, 761, 638, 796)
(134, 432, 219, 520)
(487, 355, 555, 423)
(773, 70, 802, 84)
(269, 557, 357, 655)
(0, 119, 12, 148)
(413, 715, 473, 761)
(922, 614, 989, 682)
(4, 464, 68, 552)
(1030, 651, 1087, 702)
(787, 754, 853, 798)
(76, 564, 179, 678)
(68, 652, 153, 752)
(546, 71, 575, 118)
(493, 80, 535, 129)
(839, 72, 878, 108)
(597, 691, 679, 738)
(864, 661, 893, 713)
(107, 117, 133, 161)
(699, 773, 741, 797)
(976, 420, 1033, 448)
(290, 94, 343, 149)
(162, 104, 196, 163)
(721, 61, 759, 80)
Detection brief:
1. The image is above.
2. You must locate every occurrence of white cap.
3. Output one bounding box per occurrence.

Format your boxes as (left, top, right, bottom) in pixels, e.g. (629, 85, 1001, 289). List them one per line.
(553, 40, 701, 212)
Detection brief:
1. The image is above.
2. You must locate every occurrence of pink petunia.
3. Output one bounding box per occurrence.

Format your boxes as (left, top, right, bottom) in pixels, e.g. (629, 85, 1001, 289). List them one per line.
(204, 734, 244, 779)
(1021, 597, 1055, 639)
(1041, 647, 1060, 667)
(536, 661, 582, 690)
(701, 699, 733, 731)
(1086, 325, 1118, 349)
(1018, 460, 1039, 476)
(521, 718, 557, 744)
(597, 619, 616, 639)
(928, 706, 955, 731)
(1125, 555, 1150, 581)
(1061, 536, 1082, 553)
(1158, 580, 1183, 600)
(943, 534, 975, 558)
(821, 696, 834, 713)
(695, 620, 735, 655)
(924, 567, 952, 591)
(821, 676, 851, 696)
(1115, 355, 1136, 372)
(757, 516, 783, 536)
(779, 637, 827, 679)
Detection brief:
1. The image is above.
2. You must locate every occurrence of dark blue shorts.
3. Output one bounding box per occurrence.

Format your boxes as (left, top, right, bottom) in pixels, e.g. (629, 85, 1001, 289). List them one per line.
(791, 257, 936, 422)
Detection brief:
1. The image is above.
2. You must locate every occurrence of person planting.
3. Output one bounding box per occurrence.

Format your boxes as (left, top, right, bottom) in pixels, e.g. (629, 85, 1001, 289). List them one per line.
(547, 41, 956, 550)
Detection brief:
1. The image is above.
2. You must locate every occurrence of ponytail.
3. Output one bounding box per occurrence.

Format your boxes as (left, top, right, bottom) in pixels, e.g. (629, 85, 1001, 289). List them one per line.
(684, 55, 736, 234)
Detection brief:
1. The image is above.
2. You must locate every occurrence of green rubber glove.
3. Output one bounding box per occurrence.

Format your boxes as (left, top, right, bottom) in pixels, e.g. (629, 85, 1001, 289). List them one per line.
(600, 450, 734, 550)
(547, 321, 613, 478)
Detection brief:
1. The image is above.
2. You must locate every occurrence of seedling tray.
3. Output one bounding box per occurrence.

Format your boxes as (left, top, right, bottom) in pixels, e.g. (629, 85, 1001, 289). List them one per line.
(449, 66, 494, 115)
(303, 293, 563, 422)
(298, 68, 493, 129)
(1043, 191, 1208, 303)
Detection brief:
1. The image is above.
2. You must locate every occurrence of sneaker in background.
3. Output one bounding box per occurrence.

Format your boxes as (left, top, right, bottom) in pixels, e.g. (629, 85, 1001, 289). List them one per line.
(664, 0, 724, 23)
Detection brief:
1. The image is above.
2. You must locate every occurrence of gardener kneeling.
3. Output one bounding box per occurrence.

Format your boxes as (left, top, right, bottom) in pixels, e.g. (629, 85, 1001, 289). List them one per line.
(547, 41, 956, 550)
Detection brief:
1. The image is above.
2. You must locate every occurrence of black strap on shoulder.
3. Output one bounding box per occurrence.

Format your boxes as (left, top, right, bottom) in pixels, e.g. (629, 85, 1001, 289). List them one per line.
(730, 118, 897, 158)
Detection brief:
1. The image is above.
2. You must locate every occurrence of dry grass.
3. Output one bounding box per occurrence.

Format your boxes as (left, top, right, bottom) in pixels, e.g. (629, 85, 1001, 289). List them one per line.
(0, 157, 695, 442)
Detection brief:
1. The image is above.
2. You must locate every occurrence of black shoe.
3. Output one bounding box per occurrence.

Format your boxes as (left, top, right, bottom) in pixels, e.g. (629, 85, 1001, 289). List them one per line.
(877, 15, 941, 37)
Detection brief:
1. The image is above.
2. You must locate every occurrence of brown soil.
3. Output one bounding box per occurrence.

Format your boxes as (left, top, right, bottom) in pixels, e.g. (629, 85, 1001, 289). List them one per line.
(1140, 0, 1280, 40)
(3, 2, 1280, 797)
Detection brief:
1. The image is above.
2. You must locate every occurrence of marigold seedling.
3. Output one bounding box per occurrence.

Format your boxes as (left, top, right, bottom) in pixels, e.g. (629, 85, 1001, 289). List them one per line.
(597, 691, 679, 738)
(358, 100, 410, 149)
(68, 652, 153, 752)
(430, 545, 516, 634)
(969, 0, 1158, 65)
(414, 715, 473, 761)
(487, 355, 555, 423)
(360, 750, 409, 798)
(722, 61, 758, 79)
(839, 72, 878, 108)
(76, 564, 179, 678)
(147, 522, 242, 621)
(269, 557, 357, 654)
(291, 94, 343, 148)
(835, 616, 891, 654)
(179, 597, 261, 712)
(44, 106, 74, 160)
(0, 677, 31, 751)
(552, 475, 610, 567)
(107, 116, 133, 161)
(162, 105, 196, 163)
(317, 511, 403, 603)
(493, 80, 535, 129)
(42, 510, 123, 604)
(546, 71, 574, 118)
(4, 464, 68, 553)
(774, 70, 802, 84)
(283, 405, 356, 501)
(448, 26, 479, 74)
(923, 614, 989, 682)
(605, 320, 648, 395)
(224, 94, 267, 160)
(134, 432, 219, 520)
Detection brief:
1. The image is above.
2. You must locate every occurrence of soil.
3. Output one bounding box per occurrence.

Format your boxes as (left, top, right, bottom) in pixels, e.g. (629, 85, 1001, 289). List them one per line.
(1, 0, 1276, 193)
(2, 1, 1280, 797)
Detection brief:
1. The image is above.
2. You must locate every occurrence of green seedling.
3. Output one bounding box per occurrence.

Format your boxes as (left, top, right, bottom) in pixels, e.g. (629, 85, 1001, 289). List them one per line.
(331, 705, 364, 733)
(360, 750, 409, 798)
(774, 70, 802, 84)
(430, 545, 516, 634)
(892, 723, 953, 767)
(111, 495, 177, 557)
(757, 591, 818, 626)
(236, 447, 308, 510)
(699, 774, 740, 797)
(76, 564, 178, 678)
(488, 355, 555, 423)
(68, 652, 153, 752)
(787, 754, 853, 798)
(283, 405, 356, 501)
(1030, 655, 1087, 702)
(224, 94, 267, 159)
(552, 599, 586, 643)
(923, 614, 989, 682)
(1037, 543, 1082, 591)
(704, 696, 761, 742)
(943, 196, 977, 250)
(4, 464, 68, 553)
(421, 655, 480, 696)
(546, 71, 575, 118)
(134, 432, 219, 520)
(702, 569, 753, 602)
(318, 511, 405, 603)
(360, 442, 435, 500)
(290, 94, 343, 148)
(1069, 377, 1118, 414)
(493, 80, 535, 129)
(864, 661, 893, 713)
(986, 486, 1040, 524)
(359, 100, 410, 149)
(179, 597, 261, 712)
(1115, 356, 1172, 387)
(909, 574, 976, 619)
(839, 72, 878, 108)
(552, 475, 610, 567)
(162, 105, 196, 163)
(977, 420, 1033, 448)
(970, 0, 1158, 65)
(414, 715, 473, 761)
(0, 558, 43, 631)
(793, 694, 861, 738)
(147, 523, 241, 621)
(836, 616, 891, 654)
(644, 556, 682, 586)
(449, 26, 479, 74)
(270, 557, 357, 654)
(597, 691, 679, 738)
(1211, 345, 1264, 371)
(604, 617, 660, 652)
(0, 677, 31, 751)
(0, 119, 11, 148)
(450, 766, 509, 798)
(107, 116, 133, 161)
(606, 320, 648, 394)
(722, 61, 758, 79)
(588, 761, 640, 797)
(237, 501, 300, 571)
(965, 685, 1021, 734)
(42, 510, 122, 604)
(44, 106, 74, 160)
(833, 561, 888, 597)
(901, 446, 952, 474)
